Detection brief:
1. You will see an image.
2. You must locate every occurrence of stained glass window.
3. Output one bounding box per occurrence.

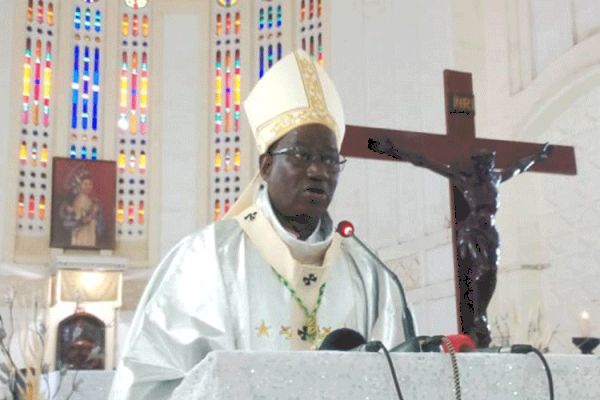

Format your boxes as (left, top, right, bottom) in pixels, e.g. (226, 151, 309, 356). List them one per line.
(69, 0, 104, 160)
(16, 0, 56, 234)
(11, 0, 331, 257)
(116, 2, 152, 238)
(298, 0, 324, 64)
(212, 4, 243, 220)
(257, 2, 285, 79)
(218, 0, 239, 7)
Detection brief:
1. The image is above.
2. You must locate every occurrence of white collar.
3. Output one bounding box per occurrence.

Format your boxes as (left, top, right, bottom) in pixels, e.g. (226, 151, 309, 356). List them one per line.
(256, 187, 333, 264)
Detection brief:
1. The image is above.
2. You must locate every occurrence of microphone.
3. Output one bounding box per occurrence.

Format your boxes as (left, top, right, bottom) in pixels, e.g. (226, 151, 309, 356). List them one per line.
(318, 328, 365, 350)
(441, 333, 476, 352)
(471, 344, 535, 354)
(337, 220, 354, 238)
(337, 220, 417, 339)
(389, 335, 443, 353)
(318, 328, 381, 352)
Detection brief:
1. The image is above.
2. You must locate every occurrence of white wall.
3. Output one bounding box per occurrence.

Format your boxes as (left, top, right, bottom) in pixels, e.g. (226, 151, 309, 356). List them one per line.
(328, 0, 458, 336)
(468, 0, 600, 352)
(0, 0, 16, 262)
(491, 78, 600, 352)
(529, 0, 600, 78)
(328, 0, 600, 346)
(530, 0, 574, 77)
(158, 14, 204, 258)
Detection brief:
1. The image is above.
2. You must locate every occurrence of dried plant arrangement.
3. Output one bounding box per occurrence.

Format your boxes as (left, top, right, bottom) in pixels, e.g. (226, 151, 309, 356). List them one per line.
(491, 302, 559, 352)
(0, 289, 79, 400)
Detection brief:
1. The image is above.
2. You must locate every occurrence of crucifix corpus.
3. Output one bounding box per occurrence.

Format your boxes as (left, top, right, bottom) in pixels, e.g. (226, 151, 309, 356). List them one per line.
(341, 70, 577, 347)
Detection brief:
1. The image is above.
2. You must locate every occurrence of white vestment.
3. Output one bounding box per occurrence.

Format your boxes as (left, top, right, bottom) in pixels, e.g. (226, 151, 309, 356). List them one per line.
(109, 193, 411, 400)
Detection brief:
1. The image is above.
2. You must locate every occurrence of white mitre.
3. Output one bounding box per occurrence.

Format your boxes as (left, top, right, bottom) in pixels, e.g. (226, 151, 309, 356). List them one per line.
(226, 49, 345, 217)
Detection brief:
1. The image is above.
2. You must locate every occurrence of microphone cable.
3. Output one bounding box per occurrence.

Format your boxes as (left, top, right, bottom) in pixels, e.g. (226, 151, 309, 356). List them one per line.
(510, 345, 554, 400)
(318, 329, 404, 399)
(470, 343, 554, 400)
(440, 336, 462, 400)
(367, 340, 405, 400)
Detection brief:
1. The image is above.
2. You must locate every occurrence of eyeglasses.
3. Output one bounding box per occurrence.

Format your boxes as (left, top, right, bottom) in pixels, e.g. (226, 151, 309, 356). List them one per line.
(269, 147, 347, 172)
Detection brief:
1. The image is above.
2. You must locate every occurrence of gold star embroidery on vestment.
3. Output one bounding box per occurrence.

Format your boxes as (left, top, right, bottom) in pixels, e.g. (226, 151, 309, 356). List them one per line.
(320, 326, 332, 337)
(279, 326, 293, 339)
(315, 326, 332, 346)
(256, 320, 270, 337)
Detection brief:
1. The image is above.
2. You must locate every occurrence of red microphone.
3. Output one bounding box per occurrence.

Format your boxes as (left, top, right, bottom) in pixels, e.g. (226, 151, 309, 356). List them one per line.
(337, 220, 355, 238)
(442, 334, 476, 352)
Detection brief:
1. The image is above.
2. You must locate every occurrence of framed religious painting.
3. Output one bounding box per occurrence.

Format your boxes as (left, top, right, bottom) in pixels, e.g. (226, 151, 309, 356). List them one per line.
(50, 158, 117, 250)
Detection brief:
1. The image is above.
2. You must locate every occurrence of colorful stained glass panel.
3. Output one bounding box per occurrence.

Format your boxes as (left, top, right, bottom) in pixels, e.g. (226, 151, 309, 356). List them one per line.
(16, 0, 55, 234)
(69, 2, 104, 159)
(116, 4, 152, 238)
(217, 0, 239, 7)
(212, 5, 242, 221)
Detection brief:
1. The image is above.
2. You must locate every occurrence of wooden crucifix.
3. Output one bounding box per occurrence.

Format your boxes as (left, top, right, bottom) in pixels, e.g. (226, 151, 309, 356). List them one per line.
(341, 70, 577, 347)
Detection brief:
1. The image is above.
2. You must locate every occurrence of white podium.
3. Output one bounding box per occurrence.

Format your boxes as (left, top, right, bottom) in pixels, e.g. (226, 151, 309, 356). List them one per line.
(44, 370, 115, 400)
(173, 351, 600, 400)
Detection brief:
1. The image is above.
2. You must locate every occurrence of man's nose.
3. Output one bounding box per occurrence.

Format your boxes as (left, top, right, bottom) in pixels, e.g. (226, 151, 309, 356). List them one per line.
(305, 157, 330, 178)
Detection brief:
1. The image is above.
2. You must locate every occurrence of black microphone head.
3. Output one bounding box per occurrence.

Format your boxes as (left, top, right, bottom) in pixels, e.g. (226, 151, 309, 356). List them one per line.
(319, 328, 366, 351)
(337, 221, 354, 238)
(390, 336, 423, 353)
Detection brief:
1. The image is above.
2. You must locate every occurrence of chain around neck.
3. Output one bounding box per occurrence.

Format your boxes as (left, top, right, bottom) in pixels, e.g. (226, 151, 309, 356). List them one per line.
(271, 267, 326, 341)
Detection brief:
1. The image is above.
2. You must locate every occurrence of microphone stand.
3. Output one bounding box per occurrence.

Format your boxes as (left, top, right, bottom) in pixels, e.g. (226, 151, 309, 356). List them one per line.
(347, 233, 417, 340)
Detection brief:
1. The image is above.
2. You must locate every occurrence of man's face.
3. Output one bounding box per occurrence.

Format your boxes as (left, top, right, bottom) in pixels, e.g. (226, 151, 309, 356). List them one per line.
(259, 124, 340, 220)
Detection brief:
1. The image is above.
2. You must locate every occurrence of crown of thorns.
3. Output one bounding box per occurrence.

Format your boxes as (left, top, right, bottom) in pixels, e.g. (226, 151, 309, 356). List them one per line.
(471, 149, 496, 159)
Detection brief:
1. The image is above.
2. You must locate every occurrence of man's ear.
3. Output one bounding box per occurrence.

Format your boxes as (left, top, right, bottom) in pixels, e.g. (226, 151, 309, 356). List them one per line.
(259, 153, 272, 181)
